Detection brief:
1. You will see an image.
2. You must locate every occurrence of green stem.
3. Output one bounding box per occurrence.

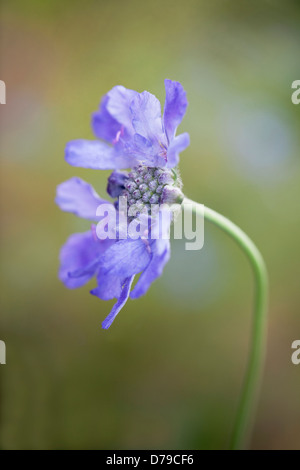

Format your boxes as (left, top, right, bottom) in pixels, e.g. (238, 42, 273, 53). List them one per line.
(183, 199, 268, 450)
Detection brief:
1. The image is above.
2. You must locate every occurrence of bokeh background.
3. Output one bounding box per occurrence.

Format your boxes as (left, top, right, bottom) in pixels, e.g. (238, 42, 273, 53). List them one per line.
(0, 0, 299, 450)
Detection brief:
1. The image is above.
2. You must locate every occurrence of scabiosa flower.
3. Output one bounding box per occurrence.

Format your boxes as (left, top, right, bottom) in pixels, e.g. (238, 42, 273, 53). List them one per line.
(56, 80, 189, 329)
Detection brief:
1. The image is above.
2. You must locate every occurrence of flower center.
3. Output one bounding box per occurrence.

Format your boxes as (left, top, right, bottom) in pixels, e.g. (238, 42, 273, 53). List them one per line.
(121, 165, 181, 213)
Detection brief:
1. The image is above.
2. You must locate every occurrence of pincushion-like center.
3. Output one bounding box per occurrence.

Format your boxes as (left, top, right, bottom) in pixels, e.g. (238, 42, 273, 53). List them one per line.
(122, 165, 180, 213)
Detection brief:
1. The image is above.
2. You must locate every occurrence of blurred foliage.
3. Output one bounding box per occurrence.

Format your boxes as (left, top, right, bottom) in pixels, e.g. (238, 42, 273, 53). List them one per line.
(0, 0, 300, 449)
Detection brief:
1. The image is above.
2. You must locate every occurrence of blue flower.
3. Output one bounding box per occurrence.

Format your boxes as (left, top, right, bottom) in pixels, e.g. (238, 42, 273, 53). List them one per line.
(66, 79, 189, 170)
(56, 80, 189, 329)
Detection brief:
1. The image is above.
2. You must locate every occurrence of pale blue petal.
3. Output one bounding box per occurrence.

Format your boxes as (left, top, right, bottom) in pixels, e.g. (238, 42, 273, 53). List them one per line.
(102, 276, 135, 329)
(55, 177, 109, 220)
(166, 132, 190, 168)
(124, 133, 167, 167)
(131, 91, 166, 146)
(59, 231, 112, 289)
(130, 239, 170, 298)
(65, 139, 135, 170)
(106, 85, 138, 135)
(90, 239, 151, 300)
(163, 79, 188, 142)
(92, 95, 121, 143)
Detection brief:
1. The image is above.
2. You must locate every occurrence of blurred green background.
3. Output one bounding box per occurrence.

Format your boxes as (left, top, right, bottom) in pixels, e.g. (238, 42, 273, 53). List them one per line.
(0, 0, 299, 450)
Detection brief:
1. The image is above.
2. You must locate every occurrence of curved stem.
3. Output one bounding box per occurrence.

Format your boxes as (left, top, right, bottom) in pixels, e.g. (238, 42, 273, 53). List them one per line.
(183, 199, 268, 450)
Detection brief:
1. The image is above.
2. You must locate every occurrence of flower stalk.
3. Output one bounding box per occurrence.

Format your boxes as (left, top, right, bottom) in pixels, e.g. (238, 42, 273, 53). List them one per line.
(183, 199, 268, 450)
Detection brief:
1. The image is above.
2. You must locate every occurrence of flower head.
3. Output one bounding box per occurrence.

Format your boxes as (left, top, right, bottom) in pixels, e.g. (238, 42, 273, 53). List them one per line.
(65, 79, 189, 170)
(56, 80, 189, 328)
